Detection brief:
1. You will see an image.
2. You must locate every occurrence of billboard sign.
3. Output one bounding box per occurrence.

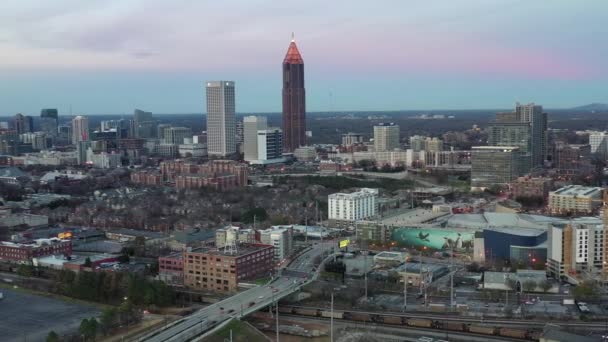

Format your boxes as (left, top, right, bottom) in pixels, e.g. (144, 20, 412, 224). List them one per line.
(339, 239, 350, 248)
(391, 227, 474, 251)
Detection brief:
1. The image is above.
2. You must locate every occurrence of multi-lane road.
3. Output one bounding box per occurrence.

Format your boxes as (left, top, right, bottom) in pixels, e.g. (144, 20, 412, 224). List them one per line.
(140, 241, 336, 342)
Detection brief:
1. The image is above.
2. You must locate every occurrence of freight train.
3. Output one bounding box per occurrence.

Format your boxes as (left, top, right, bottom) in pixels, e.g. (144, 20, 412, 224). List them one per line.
(280, 306, 541, 341)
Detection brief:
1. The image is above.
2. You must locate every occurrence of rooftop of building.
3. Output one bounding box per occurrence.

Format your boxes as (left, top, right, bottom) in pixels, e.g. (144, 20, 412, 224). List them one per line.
(0, 167, 28, 179)
(186, 244, 272, 257)
(0, 238, 70, 249)
(444, 212, 579, 231)
(484, 270, 547, 285)
(328, 188, 379, 198)
(551, 185, 603, 197)
(107, 228, 165, 239)
(374, 251, 406, 260)
(171, 228, 215, 244)
(395, 262, 447, 274)
(472, 146, 519, 151)
(412, 186, 452, 195)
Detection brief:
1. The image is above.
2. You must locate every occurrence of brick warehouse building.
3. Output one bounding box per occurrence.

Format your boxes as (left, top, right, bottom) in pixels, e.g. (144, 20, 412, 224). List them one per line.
(158, 159, 248, 190)
(0, 238, 72, 263)
(183, 244, 273, 293)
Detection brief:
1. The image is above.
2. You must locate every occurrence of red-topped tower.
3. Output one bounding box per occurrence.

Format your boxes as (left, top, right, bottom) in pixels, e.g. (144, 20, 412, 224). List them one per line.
(282, 34, 306, 152)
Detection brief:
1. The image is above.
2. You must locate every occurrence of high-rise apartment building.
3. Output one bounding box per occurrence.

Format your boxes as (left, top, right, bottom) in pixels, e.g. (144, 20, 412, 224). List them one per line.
(256, 128, 284, 164)
(206, 81, 236, 156)
(40, 109, 59, 138)
(328, 188, 378, 222)
(470, 146, 521, 190)
(12, 114, 33, 134)
(373, 123, 400, 152)
(243, 116, 268, 162)
(165, 127, 192, 145)
(342, 133, 364, 146)
(424, 137, 443, 152)
(409, 135, 426, 152)
(590, 132, 608, 160)
(133, 109, 156, 139)
(71, 116, 89, 145)
(488, 122, 532, 173)
(515, 103, 547, 167)
(282, 36, 306, 152)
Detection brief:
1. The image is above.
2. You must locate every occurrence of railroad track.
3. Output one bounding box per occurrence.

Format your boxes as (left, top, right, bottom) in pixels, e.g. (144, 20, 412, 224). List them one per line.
(281, 305, 608, 328)
(278, 314, 529, 342)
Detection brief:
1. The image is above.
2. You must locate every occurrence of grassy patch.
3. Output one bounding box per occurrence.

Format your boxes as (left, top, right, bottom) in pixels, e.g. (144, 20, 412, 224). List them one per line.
(254, 277, 271, 285)
(204, 319, 268, 342)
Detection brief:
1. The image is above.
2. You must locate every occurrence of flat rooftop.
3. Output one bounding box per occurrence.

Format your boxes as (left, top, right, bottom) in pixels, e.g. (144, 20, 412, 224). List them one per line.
(187, 244, 272, 257)
(551, 185, 603, 198)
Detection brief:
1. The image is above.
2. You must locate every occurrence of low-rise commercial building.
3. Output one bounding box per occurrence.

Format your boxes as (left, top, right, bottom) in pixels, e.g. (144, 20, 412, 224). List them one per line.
(159, 253, 184, 286)
(548, 185, 603, 215)
(0, 238, 72, 263)
(183, 244, 274, 293)
(215, 226, 256, 249)
(511, 176, 552, 200)
(259, 226, 293, 262)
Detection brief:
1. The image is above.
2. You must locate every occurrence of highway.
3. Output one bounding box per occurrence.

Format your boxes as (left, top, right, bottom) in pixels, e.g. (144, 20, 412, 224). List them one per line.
(140, 241, 335, 342)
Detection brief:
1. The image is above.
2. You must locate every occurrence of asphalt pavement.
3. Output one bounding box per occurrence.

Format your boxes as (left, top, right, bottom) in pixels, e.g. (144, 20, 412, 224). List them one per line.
(141, 241, 336, 342)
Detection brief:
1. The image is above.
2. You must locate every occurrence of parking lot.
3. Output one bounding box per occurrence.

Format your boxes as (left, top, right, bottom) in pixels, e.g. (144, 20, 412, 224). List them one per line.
(0, 287, 100, 342)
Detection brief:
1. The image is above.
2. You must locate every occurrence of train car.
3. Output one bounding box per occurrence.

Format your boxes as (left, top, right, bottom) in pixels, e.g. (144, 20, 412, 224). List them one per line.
(381, 315, 403, 325)
(499, 327, 527, 339)
(407, 318, 433, 328)
(278, 306, 294, 314)
(468, 324, 497, 335)
(294, 308, 319, 317)
(320, 310, 344, 319)
(443, 322, 466, 332)
(527, 329, 542, 341)
(346, 312, 372, 322)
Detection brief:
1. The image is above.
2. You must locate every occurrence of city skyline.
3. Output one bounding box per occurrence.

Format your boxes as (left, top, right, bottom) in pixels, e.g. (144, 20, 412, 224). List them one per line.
(1, 1, 607, 114)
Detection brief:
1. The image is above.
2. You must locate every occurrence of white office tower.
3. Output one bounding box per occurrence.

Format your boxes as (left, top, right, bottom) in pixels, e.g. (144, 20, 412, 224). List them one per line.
(244, 116, 268, 162)
(374, 123, 400, 152)
(328, 188, 379, 221)
(206, 81, 236, 156)
(71, 116, 89, 145)
(590, 132, 608, 160)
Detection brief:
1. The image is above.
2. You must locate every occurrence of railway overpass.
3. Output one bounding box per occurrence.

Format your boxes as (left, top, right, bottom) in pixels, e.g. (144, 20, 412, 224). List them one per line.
(139, 241, 336, 342)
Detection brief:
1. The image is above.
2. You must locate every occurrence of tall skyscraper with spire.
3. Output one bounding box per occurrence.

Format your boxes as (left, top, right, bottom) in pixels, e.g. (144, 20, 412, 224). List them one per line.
(282, 34, 306, 152)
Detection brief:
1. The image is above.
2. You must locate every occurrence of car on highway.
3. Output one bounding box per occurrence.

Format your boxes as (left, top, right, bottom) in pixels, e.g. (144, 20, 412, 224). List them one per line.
(228, 309, 235, 314)
(249, 301, 255, 307)
(258, 296, 264, 299)
(273, 289, 279, 293)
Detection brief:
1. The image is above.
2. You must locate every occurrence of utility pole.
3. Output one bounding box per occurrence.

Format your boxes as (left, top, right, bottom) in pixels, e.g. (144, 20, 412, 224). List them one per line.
(305, 216, 308, 244)
(275, 301, 280, 342)
(450, 247, 454, 309)
(364, 250, 368, 301)
(330, 292, 334, 342)
(403, 272, 407, 311)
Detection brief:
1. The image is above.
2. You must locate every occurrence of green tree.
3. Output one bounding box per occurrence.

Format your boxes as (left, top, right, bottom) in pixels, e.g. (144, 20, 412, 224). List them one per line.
(46, 331, 60, 342)
(16, 264, 34, 277)
(522, 280, 537, 293)
(573, 281, 600, 301)
(79, 318, 90, 340)
(83, 257, 92, 268)
(540, 279, 552, 293)
(241, 207, 268, 224)
(100, 308, 117, 335)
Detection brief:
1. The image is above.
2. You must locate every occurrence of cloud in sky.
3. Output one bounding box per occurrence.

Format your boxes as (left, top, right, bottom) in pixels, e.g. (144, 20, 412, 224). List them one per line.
(0, 0, 606, 113)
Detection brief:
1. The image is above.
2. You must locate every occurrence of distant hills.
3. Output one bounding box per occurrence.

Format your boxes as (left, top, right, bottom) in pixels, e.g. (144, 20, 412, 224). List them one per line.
(571, 103, 608, 111)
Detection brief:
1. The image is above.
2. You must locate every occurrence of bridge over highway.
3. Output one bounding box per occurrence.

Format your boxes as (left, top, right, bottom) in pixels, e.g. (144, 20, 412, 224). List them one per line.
(138, 241, 336, 342)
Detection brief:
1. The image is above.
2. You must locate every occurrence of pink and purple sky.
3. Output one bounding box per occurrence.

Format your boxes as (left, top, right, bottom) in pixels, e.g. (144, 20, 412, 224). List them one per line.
(0, 0, 606, 114)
